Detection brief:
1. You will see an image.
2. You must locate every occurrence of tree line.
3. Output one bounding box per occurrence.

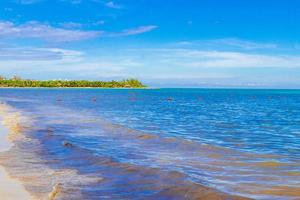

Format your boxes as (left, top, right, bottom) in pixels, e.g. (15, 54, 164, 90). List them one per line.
(0, 76, 146, 88)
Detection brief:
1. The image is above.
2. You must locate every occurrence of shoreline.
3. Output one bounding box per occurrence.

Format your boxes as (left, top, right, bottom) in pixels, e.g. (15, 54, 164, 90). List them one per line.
(0, 87, 148, 89)
(0, 105, 32, 200)
(1, 87, 300, 90)
(0, 102, 252, 200)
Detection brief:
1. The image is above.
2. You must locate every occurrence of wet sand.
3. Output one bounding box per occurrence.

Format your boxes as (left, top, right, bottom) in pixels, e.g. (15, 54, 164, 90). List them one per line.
(0, 110, 32, 200)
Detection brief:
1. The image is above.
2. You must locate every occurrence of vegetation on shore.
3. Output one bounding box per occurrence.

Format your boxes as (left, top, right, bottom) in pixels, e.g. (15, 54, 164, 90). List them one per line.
(0, 76, 146, 88)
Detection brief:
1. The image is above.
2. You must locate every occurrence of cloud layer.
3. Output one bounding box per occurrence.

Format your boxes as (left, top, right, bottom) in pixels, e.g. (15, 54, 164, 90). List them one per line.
(0, 47, 82, 61)
(108, 26, 158, 37)
(0, 21, 101, 42)
(151, 49, 300, 68)
(0, 21, 158, 42)
(1, 44, 300, 87)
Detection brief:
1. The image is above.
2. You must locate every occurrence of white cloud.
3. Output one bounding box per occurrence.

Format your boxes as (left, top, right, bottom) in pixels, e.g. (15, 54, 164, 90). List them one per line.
(0, 21, 158, 42)
(0, 47, 83, 61)
(92, 20, 105, 26)
(0, 57, 135, 80)
(14, 0, 122, 7)
(105, 1, 121, 9)
(0, 21, 102, 42)
(176, 39, 278, 50)
(64, 0, 82, 3)
(0, 46, 140, 79)
(2, 46, 300, 75)
(59, 22, 83, 29)
(128, 48, 300, 68)
(206, 38, 278, 50)
(13, 0, 43, 4)
(108, 26, 158, 37)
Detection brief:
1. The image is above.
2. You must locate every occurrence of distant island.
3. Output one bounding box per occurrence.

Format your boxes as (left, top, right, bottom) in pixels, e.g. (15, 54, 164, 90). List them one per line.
(0, 76, 146, 88)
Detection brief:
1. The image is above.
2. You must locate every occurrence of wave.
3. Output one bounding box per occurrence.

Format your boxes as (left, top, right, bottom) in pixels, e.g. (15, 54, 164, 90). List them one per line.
(0, 102, 250, 199)
(0, 99, 299, 199)
(0, 103, 101, 199)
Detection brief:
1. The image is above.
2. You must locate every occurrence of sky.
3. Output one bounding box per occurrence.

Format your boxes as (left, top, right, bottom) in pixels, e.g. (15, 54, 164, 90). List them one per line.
(0, 0, 300, 88)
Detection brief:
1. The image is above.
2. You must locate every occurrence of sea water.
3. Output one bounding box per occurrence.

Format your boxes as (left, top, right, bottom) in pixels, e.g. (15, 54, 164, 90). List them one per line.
(0, 88, 299, 199)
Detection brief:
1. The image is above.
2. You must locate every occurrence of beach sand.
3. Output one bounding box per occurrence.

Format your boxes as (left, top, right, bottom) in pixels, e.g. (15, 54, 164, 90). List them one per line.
(0, 119, 32, 200)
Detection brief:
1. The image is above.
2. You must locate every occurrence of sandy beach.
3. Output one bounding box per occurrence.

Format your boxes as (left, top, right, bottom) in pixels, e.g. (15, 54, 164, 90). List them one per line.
(0, 115, 32, 200)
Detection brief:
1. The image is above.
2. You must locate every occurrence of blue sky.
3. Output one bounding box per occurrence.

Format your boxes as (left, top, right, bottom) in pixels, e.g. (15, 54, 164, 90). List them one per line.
(0, 0, 300, 87)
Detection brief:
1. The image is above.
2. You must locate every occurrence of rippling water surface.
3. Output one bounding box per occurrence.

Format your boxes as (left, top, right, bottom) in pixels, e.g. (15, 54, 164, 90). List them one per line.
(0, 88, 300, 199)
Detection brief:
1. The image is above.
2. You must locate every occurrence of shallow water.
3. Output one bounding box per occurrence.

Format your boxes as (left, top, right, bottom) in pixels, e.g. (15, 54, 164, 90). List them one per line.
(0, 88, 299, 199)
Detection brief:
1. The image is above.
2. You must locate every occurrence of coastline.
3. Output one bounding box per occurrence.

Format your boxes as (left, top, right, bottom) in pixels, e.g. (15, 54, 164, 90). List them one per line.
(0, 99, 253, 200)
(0, 86, 148, 89)
(0, 104, 32, 200)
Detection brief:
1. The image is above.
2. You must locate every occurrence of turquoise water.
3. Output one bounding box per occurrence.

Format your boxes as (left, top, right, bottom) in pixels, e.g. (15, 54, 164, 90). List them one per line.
(0, 88, 300, 199)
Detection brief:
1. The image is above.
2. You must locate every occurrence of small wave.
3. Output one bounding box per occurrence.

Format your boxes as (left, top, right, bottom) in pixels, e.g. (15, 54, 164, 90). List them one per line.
(0, 109, 246, 200)
(0, 103, 102, 199)
(0, 103, 26, 141)
(0, 100, 299, 199)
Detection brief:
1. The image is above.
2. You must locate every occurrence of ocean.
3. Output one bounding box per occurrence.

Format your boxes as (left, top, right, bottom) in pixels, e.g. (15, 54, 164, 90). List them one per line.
(0, 88, 299, 199)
